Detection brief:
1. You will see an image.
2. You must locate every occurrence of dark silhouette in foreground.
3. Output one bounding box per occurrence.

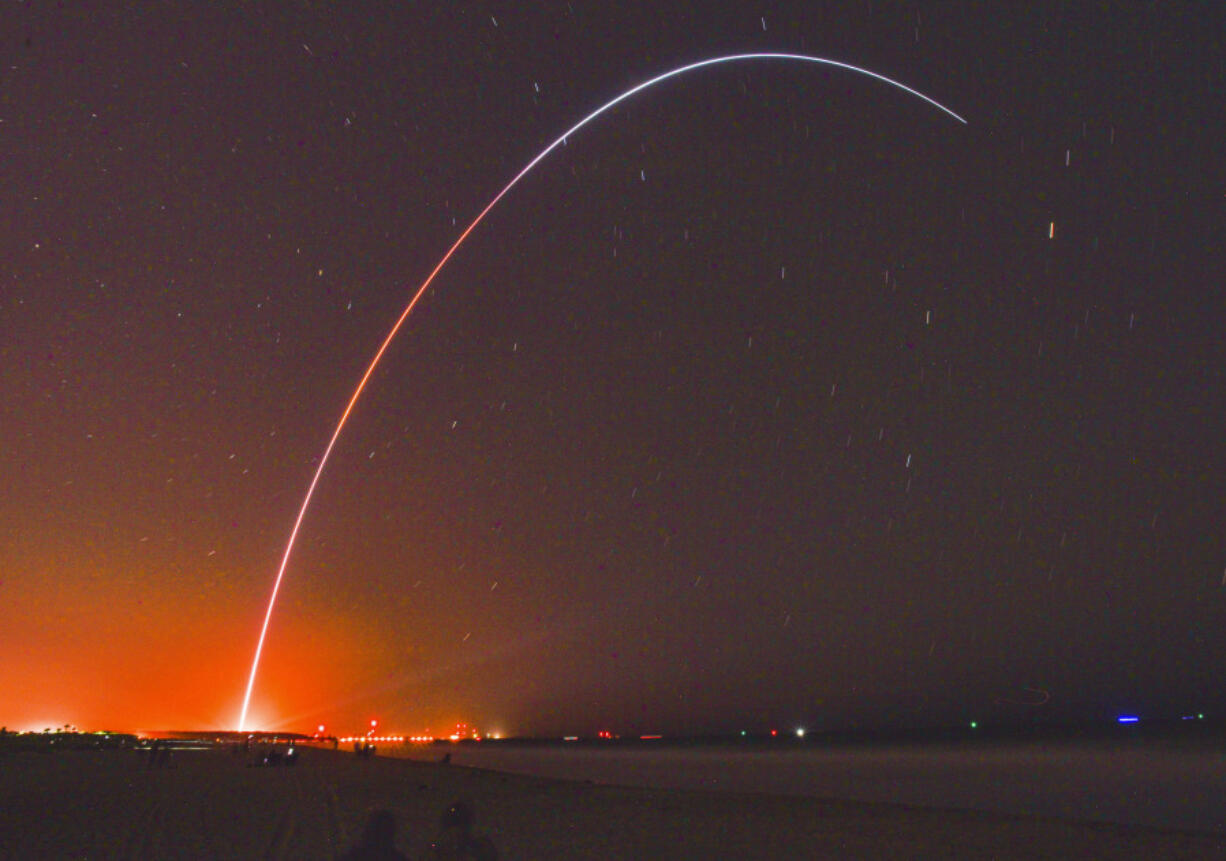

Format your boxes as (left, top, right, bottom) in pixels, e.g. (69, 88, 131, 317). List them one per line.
(247, 745, 299, 767)
(429, 800, 498, 860)
(145, 740, 174, 769)
(340, 809, 409, 861)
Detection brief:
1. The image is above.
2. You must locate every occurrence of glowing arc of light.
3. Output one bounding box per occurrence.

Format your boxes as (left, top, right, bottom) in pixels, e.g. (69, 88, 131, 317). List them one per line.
(236, 52, 965, 732)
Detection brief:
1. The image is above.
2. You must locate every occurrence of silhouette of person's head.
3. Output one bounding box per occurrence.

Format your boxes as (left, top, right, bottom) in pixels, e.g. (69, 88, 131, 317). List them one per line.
(343, 809, 407, 861)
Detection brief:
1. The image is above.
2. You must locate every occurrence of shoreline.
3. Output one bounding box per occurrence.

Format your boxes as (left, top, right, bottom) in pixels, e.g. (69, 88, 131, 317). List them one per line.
(384, 734, 1226, 836)
(3, 745, 1224, 859)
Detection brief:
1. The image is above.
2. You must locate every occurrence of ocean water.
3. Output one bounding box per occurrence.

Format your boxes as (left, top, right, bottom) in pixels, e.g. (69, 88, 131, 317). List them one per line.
(391, 736, 1226, 834)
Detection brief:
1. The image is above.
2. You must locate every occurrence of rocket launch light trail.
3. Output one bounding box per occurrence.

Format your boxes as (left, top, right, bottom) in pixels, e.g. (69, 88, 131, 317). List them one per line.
(236, 53, 966, 732)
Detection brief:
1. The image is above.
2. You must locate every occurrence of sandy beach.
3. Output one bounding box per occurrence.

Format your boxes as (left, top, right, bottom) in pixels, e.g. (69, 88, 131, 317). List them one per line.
(2, 744, 1225, 859)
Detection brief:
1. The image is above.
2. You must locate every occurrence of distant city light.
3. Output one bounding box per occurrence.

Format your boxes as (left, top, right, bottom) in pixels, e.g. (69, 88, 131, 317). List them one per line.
(795, 728, 805, 738)
(1117, 715, 1140, 724)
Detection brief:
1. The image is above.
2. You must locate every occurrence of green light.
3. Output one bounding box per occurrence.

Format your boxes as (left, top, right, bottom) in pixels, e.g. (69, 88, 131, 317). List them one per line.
(970, 721, 978, 729)
(1198, 713, 1205, 720)
(740, 730, 746, 736)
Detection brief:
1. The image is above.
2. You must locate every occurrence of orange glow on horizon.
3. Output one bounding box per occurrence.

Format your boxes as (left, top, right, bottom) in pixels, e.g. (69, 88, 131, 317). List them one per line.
(0, 563, 391, 733)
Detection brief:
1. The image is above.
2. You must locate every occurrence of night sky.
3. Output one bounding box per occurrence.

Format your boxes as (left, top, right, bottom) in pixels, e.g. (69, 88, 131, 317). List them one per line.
(4, 2, 1224, 737)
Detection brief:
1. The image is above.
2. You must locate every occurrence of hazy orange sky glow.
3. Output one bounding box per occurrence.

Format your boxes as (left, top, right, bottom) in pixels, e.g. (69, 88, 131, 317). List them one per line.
(5, 3, 1224, 738)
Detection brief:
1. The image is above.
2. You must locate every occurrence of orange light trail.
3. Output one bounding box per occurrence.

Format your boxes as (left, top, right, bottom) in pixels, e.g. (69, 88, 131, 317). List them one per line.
(236, 53, 966, 731)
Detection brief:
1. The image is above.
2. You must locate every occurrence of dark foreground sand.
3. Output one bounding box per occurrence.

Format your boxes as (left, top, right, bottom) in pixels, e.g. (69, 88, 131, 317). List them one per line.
(2, 745, 1224, 859)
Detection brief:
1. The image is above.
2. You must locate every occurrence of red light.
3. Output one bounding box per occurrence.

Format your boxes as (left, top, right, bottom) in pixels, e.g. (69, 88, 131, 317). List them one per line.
(770, 729, 778, 737)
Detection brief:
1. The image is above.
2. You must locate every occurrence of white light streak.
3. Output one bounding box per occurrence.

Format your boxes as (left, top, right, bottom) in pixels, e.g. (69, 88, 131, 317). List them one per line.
(236, 52, 966, 732)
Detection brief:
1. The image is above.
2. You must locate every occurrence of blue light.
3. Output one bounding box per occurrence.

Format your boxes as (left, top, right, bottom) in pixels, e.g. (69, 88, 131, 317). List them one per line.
(1117, 716, 1140, 724)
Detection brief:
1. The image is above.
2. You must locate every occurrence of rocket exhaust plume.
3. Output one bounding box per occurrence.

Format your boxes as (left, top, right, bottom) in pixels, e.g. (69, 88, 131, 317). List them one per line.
(236, 53, 965, 731)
